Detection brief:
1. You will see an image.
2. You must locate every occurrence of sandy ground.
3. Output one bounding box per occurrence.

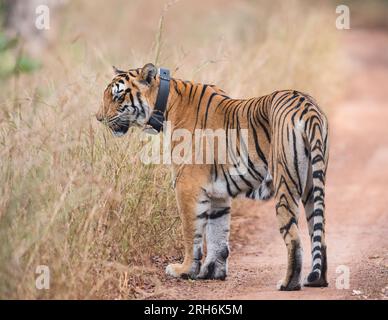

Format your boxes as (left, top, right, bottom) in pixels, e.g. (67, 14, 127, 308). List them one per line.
(152, 30, 388, 300)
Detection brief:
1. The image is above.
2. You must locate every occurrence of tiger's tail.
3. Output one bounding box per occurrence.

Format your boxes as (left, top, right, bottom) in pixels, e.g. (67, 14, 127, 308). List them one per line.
(306, 113, 328, 283)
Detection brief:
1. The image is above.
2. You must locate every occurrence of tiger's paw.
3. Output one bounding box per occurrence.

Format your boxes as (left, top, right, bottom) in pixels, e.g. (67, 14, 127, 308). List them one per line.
(197, 260, 227, 280)
(197, 247, 229, 280)
(165, 263, 199, 280)
(277, 279, 302, 291)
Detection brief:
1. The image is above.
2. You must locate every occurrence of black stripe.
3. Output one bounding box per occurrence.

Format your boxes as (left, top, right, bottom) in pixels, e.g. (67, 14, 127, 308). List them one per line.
(313, 223, 323, 231)
(307, 208, 323, 222)
(312, 154, 324, 165)
(192, 85, 208, 130)
(220, 165, 234, 197)
(213, 161, 218, 181)
(313, 252, 322, 261)
(279, 217, 297, 238)
(203, 92, 217, 128)
(190, 85, 198, 104)
(236, 172, 254, 189)
(291, 97, 305, 125)
(292, 130, 303, 194)
(312, 245, 321, 253)
(249, 117, 268, 166)
(209, 207, 230, 220)
(226, 170, 242, 193)
(313, 186, 325, 198)
(313, 235, 322, 243)
(313, 263, 322, 270)
(188, 83, 194, 102)
(276, 175, 299, 207)
(302, 187, 314, 205)
(313, 170, 324, 183)
(197, 211, 208, 219)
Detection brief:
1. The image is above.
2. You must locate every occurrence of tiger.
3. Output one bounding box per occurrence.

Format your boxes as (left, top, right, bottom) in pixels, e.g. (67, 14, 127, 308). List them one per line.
(96, 63, 329, 291)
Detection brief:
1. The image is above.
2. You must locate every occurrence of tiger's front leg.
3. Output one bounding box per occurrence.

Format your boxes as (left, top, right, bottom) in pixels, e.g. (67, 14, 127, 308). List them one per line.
(165, 170, 209, 279)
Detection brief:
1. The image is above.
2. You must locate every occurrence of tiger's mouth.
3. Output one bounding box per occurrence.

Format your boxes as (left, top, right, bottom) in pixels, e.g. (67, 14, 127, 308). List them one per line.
(109, 118, 130, 137)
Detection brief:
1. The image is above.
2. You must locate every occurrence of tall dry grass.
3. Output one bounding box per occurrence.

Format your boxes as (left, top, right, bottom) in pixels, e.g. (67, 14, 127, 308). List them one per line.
(0, 0, 341, 299)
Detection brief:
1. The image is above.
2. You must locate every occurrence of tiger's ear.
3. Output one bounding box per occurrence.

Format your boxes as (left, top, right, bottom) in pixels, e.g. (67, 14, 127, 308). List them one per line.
(113, 66, 126, 75)
(140, 63, 157, 85)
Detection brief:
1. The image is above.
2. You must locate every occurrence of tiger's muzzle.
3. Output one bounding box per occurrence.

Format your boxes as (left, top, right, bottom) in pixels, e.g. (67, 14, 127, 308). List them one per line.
(96, 114, 130, 137)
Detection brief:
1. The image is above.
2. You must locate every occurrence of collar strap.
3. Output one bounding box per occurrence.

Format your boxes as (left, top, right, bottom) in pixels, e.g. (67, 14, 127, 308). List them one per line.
(146, 68, 170, 133)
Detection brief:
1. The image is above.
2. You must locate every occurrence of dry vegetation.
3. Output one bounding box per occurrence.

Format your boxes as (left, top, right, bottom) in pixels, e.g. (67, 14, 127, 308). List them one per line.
(0, 0, 342, 299)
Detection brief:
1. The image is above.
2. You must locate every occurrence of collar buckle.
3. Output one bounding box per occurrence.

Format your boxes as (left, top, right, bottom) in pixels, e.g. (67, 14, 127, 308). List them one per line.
(145, 67, 170, 133)
(159, 69, 170, 81)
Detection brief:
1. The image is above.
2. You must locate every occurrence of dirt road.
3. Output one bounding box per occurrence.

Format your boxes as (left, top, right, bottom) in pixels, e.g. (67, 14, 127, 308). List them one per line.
(153, 30, 388, 300)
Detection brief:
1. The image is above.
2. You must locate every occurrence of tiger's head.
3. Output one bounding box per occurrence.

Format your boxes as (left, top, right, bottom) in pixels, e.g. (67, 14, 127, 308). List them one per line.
(96, 63, 159, 136)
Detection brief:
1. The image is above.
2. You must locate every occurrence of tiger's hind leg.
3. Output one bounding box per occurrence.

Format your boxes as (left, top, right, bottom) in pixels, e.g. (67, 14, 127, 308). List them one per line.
(197, 197, 231, 280)
(275, 181, 303, 291)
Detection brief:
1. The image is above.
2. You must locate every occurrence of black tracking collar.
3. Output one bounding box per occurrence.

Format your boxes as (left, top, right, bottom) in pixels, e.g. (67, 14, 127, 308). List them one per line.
(146, 68, 170, 133)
